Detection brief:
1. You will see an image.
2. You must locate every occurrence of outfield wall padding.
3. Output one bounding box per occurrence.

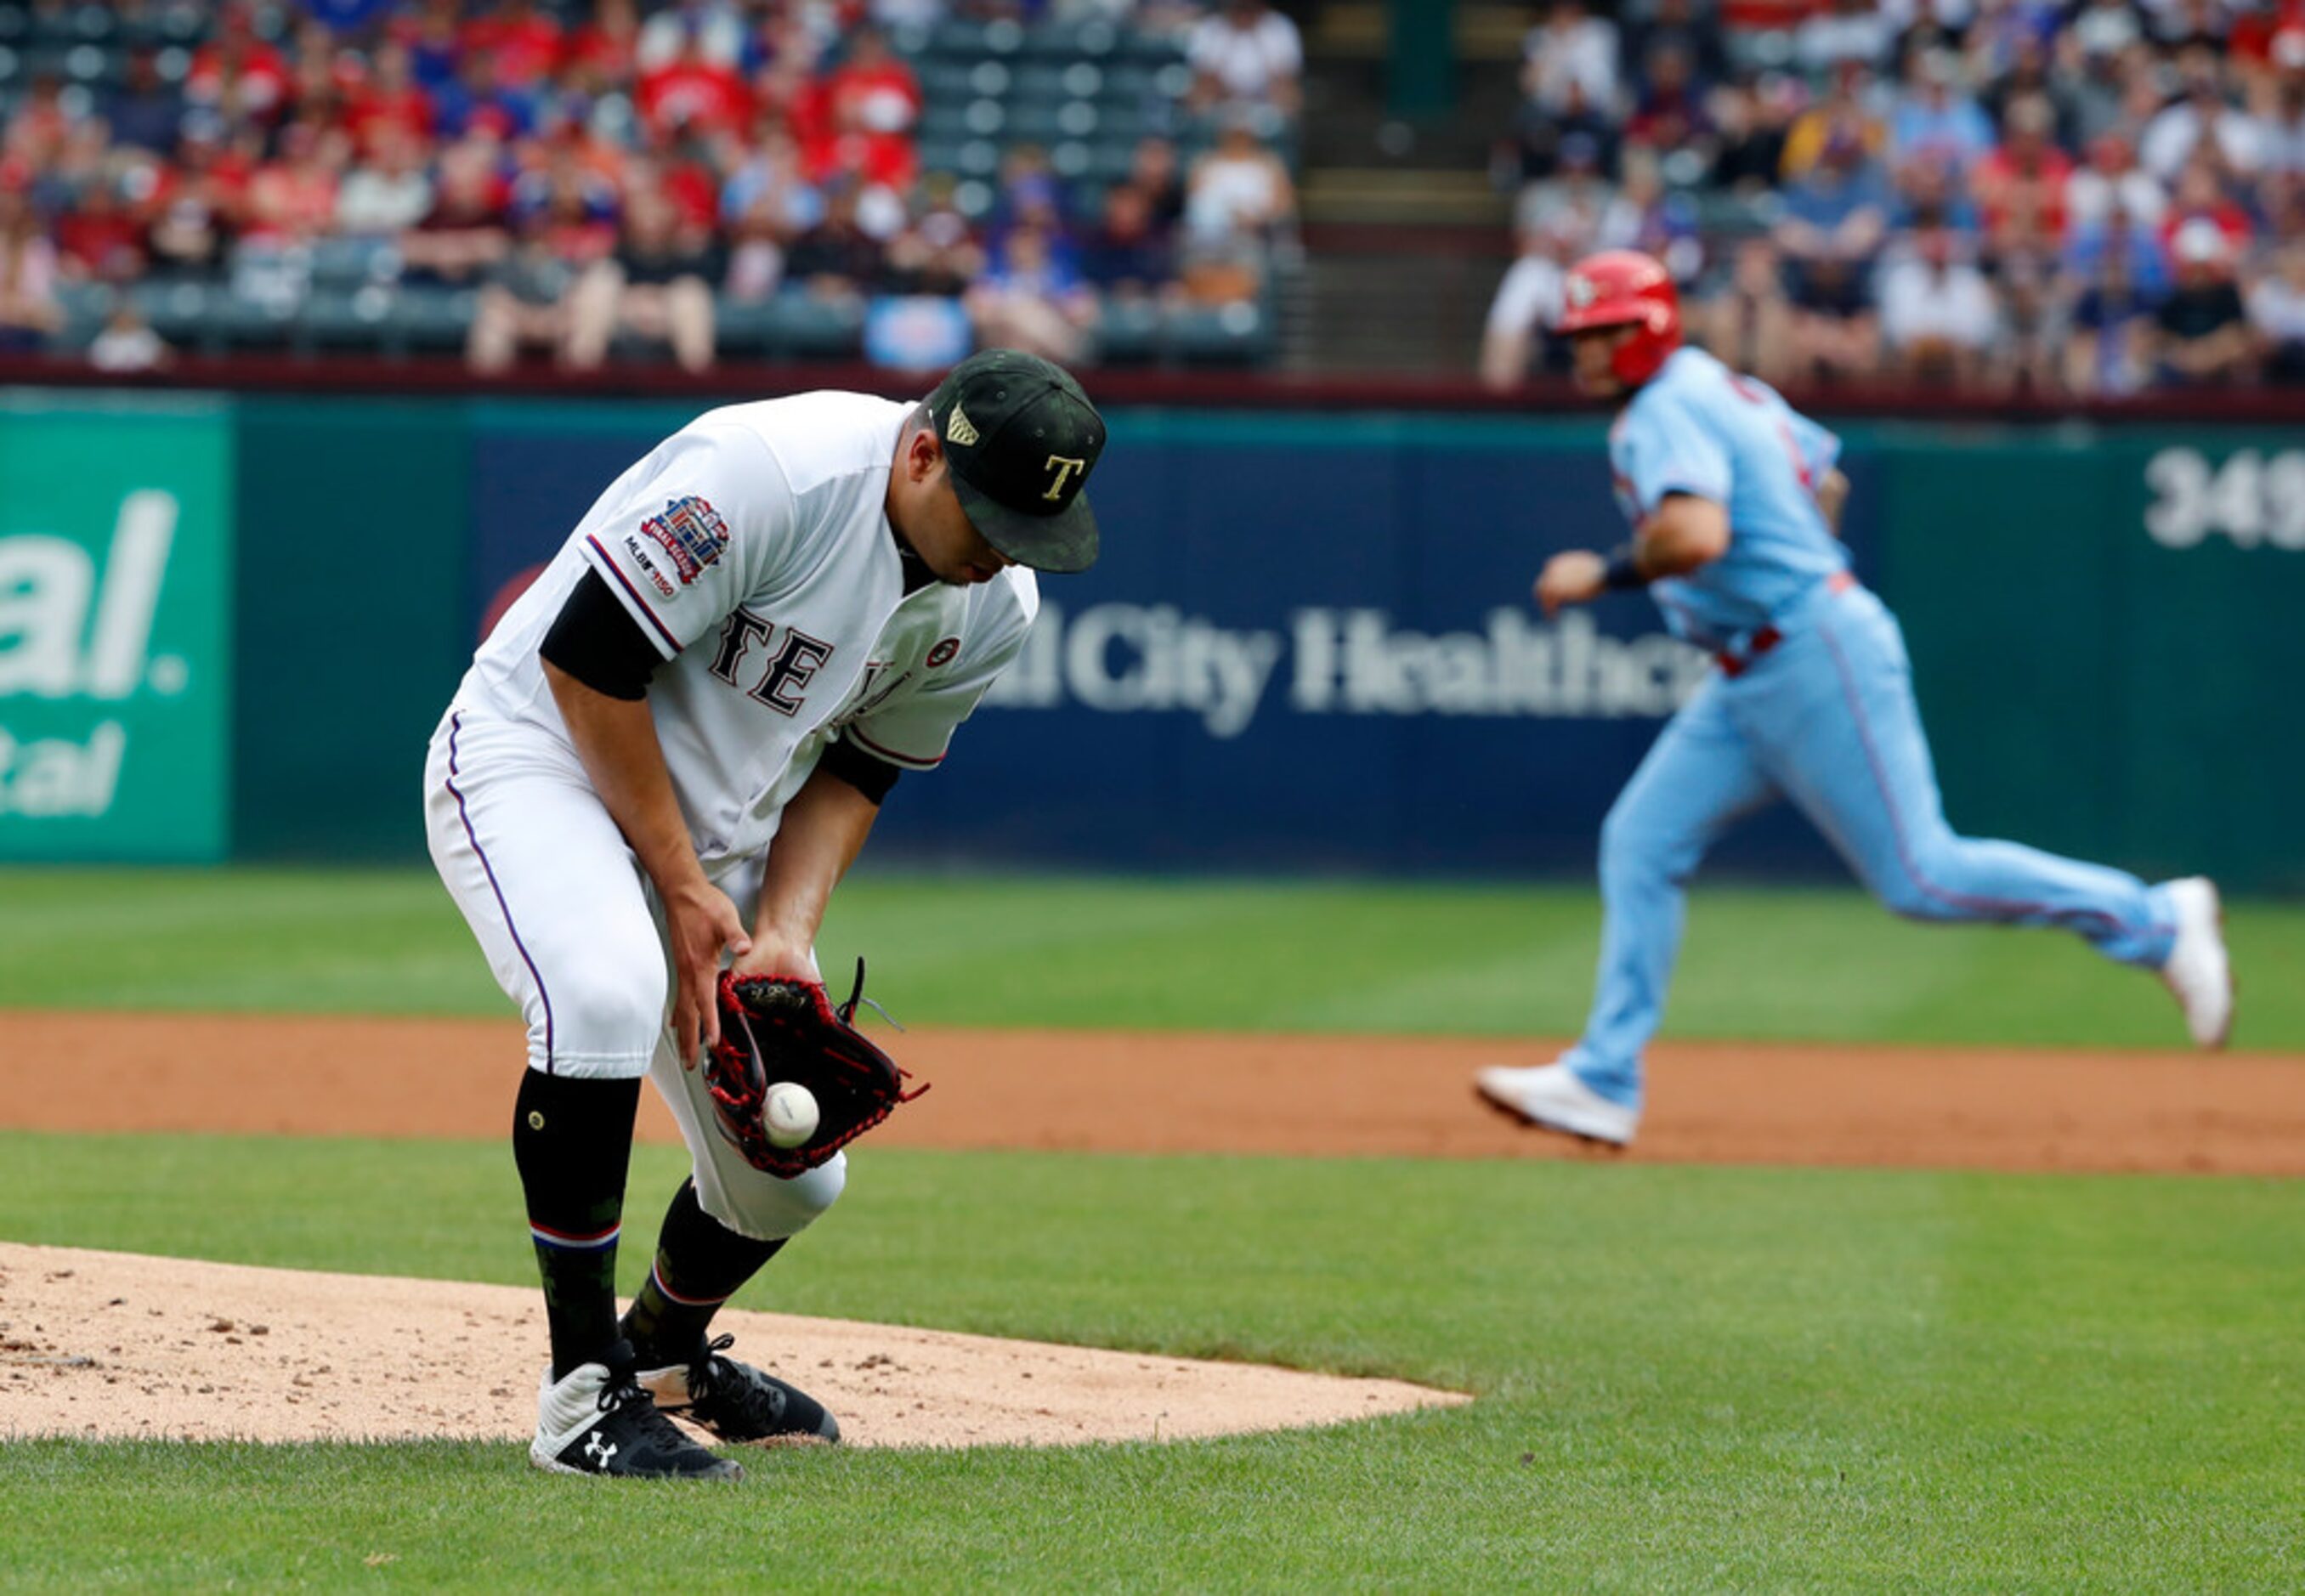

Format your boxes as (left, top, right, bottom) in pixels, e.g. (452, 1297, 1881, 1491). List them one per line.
(1, 392, 2295, 889)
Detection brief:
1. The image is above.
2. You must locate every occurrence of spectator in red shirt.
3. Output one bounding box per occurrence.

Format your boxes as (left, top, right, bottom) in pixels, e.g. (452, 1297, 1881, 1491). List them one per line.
(1974, 92, 2074, 258)
(347, 41, 434, 159)
(745, 12, 825, 144)
(55, 178, 146, 284)
(1721, 0, 1818, 34)
(463, 0, 566, 93)
(809, 28, 921, 190)
(565, 0, 642, 94)
(185, 17, 293, 126)
(2229, 0, 2305, 74)
(631, 124, 722, 235)
(242, 120, 348, 247)
(637, 28, 752, 140)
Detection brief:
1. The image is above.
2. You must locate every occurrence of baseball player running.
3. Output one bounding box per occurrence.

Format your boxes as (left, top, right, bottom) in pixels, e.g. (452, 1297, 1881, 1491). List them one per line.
(423, 350, 1106, 1478)
(1476, 251, 2233, 1149)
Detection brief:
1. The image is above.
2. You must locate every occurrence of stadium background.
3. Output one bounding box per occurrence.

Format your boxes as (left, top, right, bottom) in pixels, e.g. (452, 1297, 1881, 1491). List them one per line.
(2, 2, 2302, 1589)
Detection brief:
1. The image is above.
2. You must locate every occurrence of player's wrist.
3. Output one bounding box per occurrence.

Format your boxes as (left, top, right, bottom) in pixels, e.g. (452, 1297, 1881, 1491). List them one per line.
(1602, 544, 1652, 591)
(659, 865, 723, 911)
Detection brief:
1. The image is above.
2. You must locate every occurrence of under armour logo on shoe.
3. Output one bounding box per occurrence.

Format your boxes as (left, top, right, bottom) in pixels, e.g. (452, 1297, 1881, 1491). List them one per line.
(585, 1433, 618, 1466)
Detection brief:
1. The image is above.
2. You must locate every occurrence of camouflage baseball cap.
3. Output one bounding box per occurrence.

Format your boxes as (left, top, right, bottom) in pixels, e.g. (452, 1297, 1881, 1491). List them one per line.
(926, 349, 1105, 574)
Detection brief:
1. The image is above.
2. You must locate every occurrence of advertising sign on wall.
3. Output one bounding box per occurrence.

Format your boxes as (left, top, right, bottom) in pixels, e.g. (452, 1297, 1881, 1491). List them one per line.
(0, 399, 233, 860)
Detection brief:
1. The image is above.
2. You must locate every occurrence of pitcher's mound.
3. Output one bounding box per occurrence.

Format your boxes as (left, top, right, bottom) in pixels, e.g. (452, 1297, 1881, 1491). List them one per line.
(0, 1243, 1464, 1449)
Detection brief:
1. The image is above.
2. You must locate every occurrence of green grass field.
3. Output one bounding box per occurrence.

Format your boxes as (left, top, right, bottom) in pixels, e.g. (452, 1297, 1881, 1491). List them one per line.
(4, 866, 2303, 1047)
(3, 869, 2301, 1591)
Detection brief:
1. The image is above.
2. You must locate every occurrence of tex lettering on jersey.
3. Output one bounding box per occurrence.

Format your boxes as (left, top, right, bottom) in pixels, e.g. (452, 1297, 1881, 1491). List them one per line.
(710, 608, 835, 716)
(631, 495, 730, 591)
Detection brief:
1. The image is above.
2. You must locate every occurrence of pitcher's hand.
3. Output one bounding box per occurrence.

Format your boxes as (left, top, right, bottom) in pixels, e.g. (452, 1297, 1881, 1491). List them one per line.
(667, 880, 752, 1068)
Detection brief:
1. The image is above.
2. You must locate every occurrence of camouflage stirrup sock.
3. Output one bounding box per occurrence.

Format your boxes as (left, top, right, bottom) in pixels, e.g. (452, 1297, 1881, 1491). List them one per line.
(622, 1178, 784, 1366)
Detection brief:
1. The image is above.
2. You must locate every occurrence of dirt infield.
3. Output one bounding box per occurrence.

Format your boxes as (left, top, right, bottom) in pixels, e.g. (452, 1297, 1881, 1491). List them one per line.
(3, 1010, 2302, 1175)
(0, 1242, 1463, 1447)
(3, 1013, 2298, 1449)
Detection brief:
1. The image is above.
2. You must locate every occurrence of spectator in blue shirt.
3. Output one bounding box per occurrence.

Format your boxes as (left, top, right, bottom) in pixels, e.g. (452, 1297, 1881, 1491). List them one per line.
(1775, 132, 1890, 381)
(105, 48, 184, 156)
(2064, 208, 2172, 301)
(1889, 48, 1996, 177)
(966, 216, 1096, 363)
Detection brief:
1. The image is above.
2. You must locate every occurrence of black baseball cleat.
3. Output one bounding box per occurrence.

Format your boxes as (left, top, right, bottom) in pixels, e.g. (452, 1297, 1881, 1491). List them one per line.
(639, 1333, 841, 1446)
(530, 1342, 744, 1480)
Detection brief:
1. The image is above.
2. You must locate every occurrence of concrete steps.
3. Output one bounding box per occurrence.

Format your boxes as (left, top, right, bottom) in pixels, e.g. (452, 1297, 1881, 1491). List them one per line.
(1277, 1, 1529, 372)
(1290, 242, 1511, 374)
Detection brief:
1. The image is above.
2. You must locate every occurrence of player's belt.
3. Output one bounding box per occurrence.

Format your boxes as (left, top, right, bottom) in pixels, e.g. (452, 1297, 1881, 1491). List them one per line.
(1714, 627, 1781, 678)
(1715, 572, 1856, 677)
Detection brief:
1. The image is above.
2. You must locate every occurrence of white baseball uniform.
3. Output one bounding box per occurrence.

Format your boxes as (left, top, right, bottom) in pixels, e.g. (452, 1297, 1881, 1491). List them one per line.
(423, 392, 1037, 1238)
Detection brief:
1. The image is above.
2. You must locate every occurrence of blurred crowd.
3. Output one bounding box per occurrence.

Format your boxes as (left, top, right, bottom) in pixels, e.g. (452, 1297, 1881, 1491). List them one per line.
(1483, 0, 2305, 396)
(0, 0, 1303, 373)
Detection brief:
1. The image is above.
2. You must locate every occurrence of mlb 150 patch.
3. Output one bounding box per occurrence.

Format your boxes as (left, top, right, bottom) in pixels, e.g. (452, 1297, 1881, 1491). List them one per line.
(621, 535, 678, 597)
(636, 495, 731, 586)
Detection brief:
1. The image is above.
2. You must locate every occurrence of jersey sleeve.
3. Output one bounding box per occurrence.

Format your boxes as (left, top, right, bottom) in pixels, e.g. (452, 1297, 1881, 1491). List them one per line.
(1787, 410, 1843, 483)
(842, 579, 1039, 772)
(1614, 390, 1731, 515)
(575, 423, 797, 659)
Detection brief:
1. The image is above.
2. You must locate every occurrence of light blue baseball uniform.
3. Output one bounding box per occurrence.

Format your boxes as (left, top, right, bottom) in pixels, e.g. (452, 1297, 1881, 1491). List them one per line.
(1563, 347, 2175, 1110)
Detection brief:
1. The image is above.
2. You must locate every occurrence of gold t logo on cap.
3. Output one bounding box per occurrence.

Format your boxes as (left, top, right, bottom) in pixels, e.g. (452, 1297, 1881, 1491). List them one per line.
(1042, 455, 1086, 501)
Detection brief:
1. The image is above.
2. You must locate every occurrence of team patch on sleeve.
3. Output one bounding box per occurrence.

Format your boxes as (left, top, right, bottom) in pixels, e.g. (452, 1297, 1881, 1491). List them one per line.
(633, 495, 732, 590)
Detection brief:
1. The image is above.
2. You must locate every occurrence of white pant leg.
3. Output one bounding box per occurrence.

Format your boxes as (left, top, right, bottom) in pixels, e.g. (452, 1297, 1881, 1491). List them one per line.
(423, 710, 668, 1079)
(647, 1034, 847, 1242)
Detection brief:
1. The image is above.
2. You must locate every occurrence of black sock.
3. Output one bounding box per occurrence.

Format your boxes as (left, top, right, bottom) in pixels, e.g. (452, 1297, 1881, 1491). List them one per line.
(511, 1069, 641, 1380)
(620, 1177, 784, 1366)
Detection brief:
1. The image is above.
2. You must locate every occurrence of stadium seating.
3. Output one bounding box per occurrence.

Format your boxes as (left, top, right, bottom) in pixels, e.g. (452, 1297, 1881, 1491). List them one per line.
(17, 3, 1288, 374)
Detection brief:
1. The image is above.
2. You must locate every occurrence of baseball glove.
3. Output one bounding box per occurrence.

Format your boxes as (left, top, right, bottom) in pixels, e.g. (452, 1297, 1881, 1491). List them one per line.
(704, 959, 926, 1178)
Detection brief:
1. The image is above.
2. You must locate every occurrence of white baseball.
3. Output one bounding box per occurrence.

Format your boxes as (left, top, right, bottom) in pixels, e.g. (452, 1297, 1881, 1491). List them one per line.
(763, 1082, 819, 1148)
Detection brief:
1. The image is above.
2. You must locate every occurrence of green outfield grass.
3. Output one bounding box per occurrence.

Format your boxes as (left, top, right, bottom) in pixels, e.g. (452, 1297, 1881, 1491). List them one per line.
(1, 1132, 2299, 1591)
(3, 866, 2302, 1048)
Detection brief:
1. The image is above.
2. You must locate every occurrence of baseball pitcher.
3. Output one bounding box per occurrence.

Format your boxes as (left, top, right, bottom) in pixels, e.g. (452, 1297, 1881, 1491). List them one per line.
(423, 350, 1105, 1478)
(1476, 251, 2233, 1149)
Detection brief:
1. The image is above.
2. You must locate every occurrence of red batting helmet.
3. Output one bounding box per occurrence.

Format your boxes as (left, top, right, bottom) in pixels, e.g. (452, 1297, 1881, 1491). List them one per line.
(1555, 249, 1682, 387)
